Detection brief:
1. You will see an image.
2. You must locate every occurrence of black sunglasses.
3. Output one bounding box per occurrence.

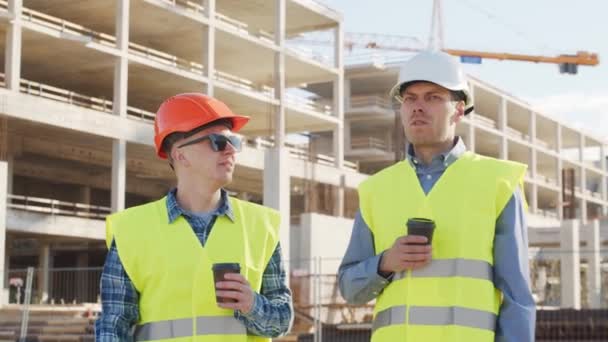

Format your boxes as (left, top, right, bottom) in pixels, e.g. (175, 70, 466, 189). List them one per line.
(177, 133, 242, 152)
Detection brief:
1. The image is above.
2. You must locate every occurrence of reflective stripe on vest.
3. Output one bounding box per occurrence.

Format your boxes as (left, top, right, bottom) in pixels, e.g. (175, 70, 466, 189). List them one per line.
(394, 258, 493, 281)
(373, 305, 496, 333)
(134, 316, 246, 341)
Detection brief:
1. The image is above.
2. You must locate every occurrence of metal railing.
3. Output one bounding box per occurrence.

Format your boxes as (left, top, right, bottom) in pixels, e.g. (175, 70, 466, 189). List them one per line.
(7, 267, 102, 305)
(285, 93, 333, 116)
(537, 209, 559, 219)
(7, 194, 111, 220)
(348, 95, 392, 111)
(7, 1, 339, 117)
(20, 5, 115, 48)
(294, 0, 340, 16)
(506, 126, 529, 141)
(285, 43, 332, 66)
(473, 115, 498, 130)
(20, 78, 113, 112)
(245, 137, 358, 171)
(537, 175, 558, 186)
(344, 51, 408, 67)
(214, 70, 275, 99)
(214, 12, 275, 44)
(10, 74, 157, 122)
(3, 255, 607, 340)
(16, 2, 214, 85)
(154, 0, 205, 14)
(128, 41, 205, 75)
(350, 136, 391, 152)
(288, 145, 358, 171)
(9, 71, 340, 141)
(17, 1, 207, 83)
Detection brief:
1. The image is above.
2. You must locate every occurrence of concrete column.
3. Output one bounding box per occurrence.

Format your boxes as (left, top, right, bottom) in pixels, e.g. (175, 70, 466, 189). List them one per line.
(274, 0, 285, 147)
(530, 185, 538, 214)
(498, 98, 508, 159)
(535, 266, 547, 300)
(344, 120, 351, 154)
(467, 84, 476, 152)
(263, 148, 290, 279)
(344, 77, 351, 154)
(556, 123, 562, 154)
(114, 0, 129, 118)
(80, 186, 91, 205)
(393, 102, 406, 162)
(204, 0, 216, 96)
(530, 112, 538, 214)
(111, 140, 126, 212)
(556, 124, 563, 219)
(333, 23, 344, 169)
(332, 175, 345, 217)
(76, 252, 89, 302)
(0, 162, 8, 305)
(560, 220, 581, 309)
(111, 0, 129, 213)
(37, 243, 50, 304)
(80, 186, 91, 215)
(0, 118, 12, 196)
(467, 114, 476, 152)
(344, 78, 351, 112)
(579, 133, 587, 223)
(264, 0, 290, 280)
(529, 110, 536, 144)
(332, 24, 345, 217)
(0, 116, 7, 163)
(556, 124, 562, 167)
(385, 128, 392, 152)
(530, 112, 537, 176)
(5, 0, 22, 91)
(3, 251, 8, 300)
(584, 220, 601, 308)
(601, 145, 607, 215)
(6, 156, 13, 195)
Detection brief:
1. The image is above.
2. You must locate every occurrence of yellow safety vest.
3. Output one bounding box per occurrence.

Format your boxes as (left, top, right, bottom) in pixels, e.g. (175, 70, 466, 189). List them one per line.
(106, 196, 281, 342)
(358, 152, 526, 342)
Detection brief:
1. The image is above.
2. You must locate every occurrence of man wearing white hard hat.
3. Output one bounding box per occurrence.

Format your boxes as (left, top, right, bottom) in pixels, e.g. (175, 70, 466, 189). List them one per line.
(338, 50, 535, 342)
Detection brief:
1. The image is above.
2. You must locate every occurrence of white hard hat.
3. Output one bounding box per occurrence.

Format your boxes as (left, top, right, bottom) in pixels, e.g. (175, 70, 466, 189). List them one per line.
(389, 49, 474, 115)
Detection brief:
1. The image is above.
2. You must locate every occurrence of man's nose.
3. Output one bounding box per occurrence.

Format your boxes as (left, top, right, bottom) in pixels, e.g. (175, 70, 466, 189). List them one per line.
(223, 142, 237, 154)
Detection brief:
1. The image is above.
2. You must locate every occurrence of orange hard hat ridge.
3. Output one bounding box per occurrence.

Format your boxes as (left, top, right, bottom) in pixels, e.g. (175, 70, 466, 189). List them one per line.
(153, 93, 249, 159)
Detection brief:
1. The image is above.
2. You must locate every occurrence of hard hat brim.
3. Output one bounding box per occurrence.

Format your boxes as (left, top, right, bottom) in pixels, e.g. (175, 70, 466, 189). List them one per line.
(389, 80, 474, 115)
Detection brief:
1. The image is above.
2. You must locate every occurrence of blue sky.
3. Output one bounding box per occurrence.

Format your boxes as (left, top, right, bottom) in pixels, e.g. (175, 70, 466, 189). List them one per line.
(323, 0, 608, 139)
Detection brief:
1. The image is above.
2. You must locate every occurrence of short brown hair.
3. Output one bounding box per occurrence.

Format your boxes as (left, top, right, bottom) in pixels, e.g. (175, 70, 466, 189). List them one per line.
(162, 118, 233, 164)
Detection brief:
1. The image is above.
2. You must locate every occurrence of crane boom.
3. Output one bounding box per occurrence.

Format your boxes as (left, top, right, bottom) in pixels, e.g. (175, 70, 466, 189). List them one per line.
(292, 31, 600, 71)
(356, 42, 599, 66)
(443, 49, 597, 66)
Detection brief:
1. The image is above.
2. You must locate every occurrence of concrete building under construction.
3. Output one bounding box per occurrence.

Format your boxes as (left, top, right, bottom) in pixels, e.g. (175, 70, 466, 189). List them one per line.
(0, 0, 606, 319)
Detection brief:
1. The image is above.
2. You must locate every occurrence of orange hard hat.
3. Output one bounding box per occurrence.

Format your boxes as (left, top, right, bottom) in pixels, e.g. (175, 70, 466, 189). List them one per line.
(153, 93, 249, 159)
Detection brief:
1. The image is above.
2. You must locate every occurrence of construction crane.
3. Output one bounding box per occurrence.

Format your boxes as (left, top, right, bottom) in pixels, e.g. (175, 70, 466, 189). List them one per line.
(343, 32, 599, 75)
(294, 31, 599, 75)
(297, 0, 600, 75)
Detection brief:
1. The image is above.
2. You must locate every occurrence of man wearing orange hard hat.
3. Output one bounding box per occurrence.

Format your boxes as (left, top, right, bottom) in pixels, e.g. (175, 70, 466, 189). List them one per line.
(96, 93, 293, 341)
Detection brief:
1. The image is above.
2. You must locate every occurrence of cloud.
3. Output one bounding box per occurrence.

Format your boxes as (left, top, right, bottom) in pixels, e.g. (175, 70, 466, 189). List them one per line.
(531, 90, 608, 138)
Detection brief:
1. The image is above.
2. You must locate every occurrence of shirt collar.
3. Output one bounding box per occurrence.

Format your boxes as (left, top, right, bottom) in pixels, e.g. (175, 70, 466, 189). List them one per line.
(166, 188, 235, 224)
(406, 136, 467, 168)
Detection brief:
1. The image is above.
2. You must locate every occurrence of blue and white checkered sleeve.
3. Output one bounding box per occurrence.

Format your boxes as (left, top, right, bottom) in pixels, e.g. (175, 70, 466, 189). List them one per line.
(95, 240, 140, 342)
(235, 242, 293, 337)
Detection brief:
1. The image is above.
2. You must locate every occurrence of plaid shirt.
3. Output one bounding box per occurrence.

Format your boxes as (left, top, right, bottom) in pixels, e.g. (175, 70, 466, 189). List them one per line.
(95, 189, 293, 341)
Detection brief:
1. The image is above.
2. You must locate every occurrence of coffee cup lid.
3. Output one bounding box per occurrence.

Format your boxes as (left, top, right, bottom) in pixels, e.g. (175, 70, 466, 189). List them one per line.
(212, 263, 241, 271)
(407, 217, 435, 228)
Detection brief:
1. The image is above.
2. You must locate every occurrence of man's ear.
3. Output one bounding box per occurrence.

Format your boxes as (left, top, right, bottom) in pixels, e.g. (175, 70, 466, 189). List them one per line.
(171, 147, 188, 168)
(452, 101, 465, 123)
